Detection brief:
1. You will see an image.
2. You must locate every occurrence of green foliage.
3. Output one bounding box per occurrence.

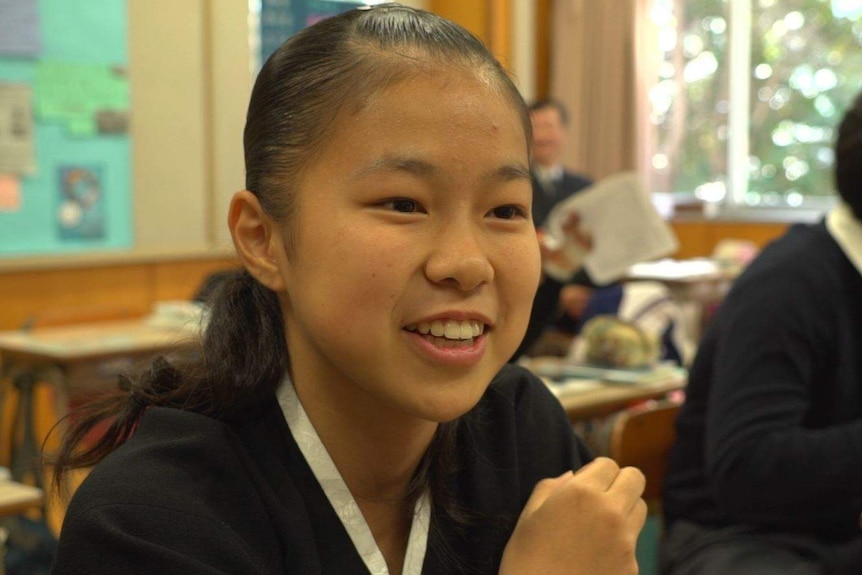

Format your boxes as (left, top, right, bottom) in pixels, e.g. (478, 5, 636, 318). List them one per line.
(652, 0, 862, 207)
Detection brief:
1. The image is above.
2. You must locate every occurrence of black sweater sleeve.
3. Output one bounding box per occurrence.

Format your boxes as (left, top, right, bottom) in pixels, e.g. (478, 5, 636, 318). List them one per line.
(53, 503, 268, 575)
(702, 262, 862, 536)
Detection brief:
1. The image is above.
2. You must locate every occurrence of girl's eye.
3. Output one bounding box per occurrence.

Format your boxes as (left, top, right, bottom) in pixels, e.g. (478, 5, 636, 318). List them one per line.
(490, 205, 526, 220)
(383, 198, 423, 213)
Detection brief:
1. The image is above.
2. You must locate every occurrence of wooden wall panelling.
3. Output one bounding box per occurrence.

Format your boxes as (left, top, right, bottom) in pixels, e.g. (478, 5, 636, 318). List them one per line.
(535, 0, 551, 99)
(152, 257, 238, 302)
(670, 221, 712, 259)
(669, 221, 790, 259)
(428, 1, 489, 44)
(707, 222, 788, 252)
(0, 256, 239, 331)
(0, 265, 153, 331)
(488, 0, 512, 69)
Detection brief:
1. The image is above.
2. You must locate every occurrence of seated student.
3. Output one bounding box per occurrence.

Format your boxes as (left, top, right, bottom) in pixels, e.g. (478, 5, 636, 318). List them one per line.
(49, 6, 646, 575)
(513, 99, 594, 360)
(661, 91, 862, 575)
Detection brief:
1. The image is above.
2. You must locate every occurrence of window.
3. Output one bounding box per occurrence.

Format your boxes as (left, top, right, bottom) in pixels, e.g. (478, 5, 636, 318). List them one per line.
(648, 0, 862, 217)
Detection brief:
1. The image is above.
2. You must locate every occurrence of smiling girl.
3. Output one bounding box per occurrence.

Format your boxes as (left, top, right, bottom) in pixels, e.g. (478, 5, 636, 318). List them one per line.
(50, 5, 645, 575)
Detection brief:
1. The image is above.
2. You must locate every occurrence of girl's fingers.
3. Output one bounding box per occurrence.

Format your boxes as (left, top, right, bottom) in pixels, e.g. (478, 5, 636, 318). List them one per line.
(570, 457, 622, 491)
(522, 471, 574, 516)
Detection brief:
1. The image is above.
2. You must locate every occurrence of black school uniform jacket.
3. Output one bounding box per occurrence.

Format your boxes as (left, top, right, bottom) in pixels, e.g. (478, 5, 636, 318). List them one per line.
(51, 364, 591, 575)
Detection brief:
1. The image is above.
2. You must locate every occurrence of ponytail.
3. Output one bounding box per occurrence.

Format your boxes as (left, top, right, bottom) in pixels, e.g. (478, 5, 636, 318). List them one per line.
(51, 269, 471, 536)
(50, 270, 287, 489)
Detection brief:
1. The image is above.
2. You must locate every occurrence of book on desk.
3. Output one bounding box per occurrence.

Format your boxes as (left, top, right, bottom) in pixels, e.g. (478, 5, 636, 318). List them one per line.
(527, 359, 686, 395)
(546, 361, 685, 385)
(521, 357, 687, 422)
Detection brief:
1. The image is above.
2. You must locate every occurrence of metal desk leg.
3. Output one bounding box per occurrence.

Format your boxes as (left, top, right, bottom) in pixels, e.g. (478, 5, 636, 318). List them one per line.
(9, 371, 42, 490)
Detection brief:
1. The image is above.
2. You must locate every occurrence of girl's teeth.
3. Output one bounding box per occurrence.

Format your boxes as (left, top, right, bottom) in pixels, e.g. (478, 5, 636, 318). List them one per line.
(430, 321, 445, 337)
(444, 321, 461, 339)
(413, 320, 485, 340)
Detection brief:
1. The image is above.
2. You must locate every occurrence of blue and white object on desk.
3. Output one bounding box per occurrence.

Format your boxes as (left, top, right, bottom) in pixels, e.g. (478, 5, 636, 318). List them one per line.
(535, 360, 686, 387)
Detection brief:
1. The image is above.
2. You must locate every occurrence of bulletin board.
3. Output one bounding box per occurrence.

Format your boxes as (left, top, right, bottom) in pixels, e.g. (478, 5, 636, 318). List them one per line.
(0, 0, 132, 258)
(256, 0, 368, 72)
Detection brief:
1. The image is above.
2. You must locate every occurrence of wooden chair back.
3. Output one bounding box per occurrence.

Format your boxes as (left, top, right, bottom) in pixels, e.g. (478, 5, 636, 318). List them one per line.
(606, 400, 682, 502)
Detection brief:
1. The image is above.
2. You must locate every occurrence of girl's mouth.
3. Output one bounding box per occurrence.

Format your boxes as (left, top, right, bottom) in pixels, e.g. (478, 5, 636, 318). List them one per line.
(404, 319, 485, 344)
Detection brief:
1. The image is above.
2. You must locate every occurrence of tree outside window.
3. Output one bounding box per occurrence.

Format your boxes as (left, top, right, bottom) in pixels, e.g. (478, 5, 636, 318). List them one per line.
(649, 0, 862, 215)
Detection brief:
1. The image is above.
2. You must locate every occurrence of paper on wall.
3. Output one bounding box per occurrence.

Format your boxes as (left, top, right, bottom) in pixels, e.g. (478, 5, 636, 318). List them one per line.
(35, 62, 129, 137)
(0, 83, 36, 174)
(0, 174, 22, 212)
(545, 172, 679, 285)
(0, 0, 41, 57)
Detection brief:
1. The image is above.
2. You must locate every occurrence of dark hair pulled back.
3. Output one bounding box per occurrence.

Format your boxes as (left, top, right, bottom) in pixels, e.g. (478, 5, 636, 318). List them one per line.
(51, 4, 530, 521)
(835, 90, 862, 220)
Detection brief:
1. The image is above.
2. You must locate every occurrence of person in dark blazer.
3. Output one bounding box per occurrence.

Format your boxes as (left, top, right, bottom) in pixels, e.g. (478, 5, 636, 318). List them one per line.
(513, 100, 595, 359)
(528, 99, 593, 229)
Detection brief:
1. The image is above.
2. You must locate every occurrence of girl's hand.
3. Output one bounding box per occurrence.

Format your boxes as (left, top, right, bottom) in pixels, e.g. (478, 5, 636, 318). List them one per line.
(499, 457, 647, 575)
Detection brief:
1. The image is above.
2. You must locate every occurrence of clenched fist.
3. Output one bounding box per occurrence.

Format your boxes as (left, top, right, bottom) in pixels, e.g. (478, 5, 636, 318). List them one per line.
(500, 457, 647, 575)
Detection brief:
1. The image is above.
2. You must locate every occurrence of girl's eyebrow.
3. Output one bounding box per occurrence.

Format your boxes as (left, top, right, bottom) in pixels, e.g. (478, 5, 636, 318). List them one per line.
(357, 154, 531, 183)
(494, 163, 532, 182)
(358, 156, 436, 178)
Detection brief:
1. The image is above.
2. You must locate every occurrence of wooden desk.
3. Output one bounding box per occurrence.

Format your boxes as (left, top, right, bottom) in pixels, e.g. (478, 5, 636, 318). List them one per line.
(0, 318, 201, 392)
(551, 377, 686, 421)
(0, 319, 200, 365)
(521, 357, 687, 422)
(0, 480, 43, 517)
(0, 319, 200, 487)
(627, 258, 735, 301)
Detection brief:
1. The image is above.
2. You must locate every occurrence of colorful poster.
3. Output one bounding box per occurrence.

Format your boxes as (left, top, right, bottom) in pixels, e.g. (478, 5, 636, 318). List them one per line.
(0, 0, 131, 257)
(57, 165, 105, 240)
(258, 0, 366, 70)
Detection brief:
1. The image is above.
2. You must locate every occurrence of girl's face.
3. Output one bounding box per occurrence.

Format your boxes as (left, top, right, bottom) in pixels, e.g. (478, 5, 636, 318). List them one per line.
(275, 67, 541, 424)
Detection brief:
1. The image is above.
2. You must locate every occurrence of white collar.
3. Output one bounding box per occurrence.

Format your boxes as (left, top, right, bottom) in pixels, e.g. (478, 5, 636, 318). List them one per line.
(534, 164, 564, 184)
(276, 375, 430, 575)
(826, 201, 862, 276)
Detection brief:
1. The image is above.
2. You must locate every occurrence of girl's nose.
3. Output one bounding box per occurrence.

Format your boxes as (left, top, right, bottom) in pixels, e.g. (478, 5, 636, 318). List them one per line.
(424, 228, 494, 292)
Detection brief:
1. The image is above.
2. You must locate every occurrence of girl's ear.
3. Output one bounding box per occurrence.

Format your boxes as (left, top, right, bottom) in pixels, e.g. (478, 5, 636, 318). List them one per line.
(228, 190, 288, 292)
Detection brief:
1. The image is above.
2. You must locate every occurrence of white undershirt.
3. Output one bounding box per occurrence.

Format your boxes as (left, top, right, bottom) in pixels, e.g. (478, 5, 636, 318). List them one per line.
(276, 376, 430, 575)
(533, 164, 564, 194)
(826, 201, 862, 276)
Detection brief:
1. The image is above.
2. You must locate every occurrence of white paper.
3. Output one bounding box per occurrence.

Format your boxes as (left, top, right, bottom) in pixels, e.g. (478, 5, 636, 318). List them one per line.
(627, 258, 723, 282)
(546, 172, 679, 285)
(0, 83, 36, 174)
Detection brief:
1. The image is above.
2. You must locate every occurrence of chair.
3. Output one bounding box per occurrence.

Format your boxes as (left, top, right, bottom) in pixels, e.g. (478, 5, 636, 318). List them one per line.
(602, 399, 682, 575)
(605, 399, 682, 503)
(1, 306, 140, 536)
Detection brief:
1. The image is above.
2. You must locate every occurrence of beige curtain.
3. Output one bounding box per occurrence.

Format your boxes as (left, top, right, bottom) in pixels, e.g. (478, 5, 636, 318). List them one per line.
(550, 0, 659, 182)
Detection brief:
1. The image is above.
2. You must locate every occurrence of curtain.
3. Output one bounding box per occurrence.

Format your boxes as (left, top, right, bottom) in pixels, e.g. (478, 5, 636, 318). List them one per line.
(550, 0, 659, 182)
